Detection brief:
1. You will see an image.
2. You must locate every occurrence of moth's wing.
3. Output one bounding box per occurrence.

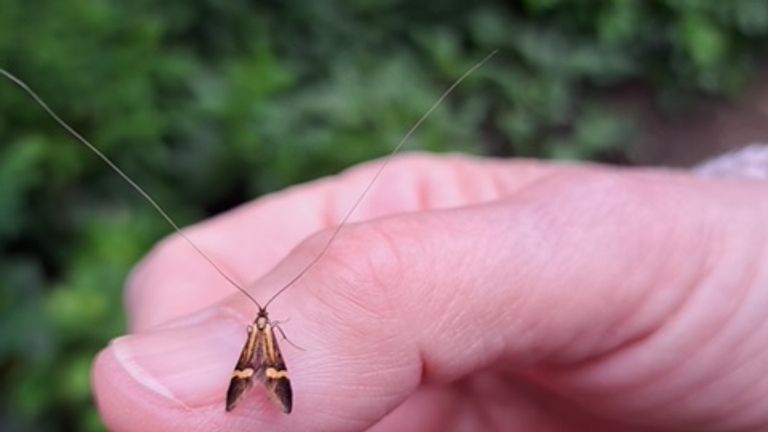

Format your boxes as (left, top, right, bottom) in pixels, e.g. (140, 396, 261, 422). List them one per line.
(261, 326, 293, 413)
(225, 374, 252, 412)
(225, 326, 265, 411)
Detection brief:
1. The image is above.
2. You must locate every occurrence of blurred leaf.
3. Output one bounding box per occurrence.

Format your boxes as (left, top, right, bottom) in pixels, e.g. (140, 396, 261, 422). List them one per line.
(0, 136, 45, 239)
(680, 14, 729, 68)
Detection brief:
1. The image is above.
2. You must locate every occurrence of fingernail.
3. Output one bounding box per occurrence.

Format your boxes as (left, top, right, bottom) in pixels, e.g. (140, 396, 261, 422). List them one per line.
(111, 309, 246, 408)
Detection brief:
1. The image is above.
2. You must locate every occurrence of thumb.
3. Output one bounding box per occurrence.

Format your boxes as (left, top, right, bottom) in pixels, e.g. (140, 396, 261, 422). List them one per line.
(92, 167, 768, 431)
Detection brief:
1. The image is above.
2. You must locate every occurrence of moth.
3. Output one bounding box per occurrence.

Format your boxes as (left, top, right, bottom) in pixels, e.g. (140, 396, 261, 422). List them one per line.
(226, 307, 291, 412)
(0, 49, 495, 415)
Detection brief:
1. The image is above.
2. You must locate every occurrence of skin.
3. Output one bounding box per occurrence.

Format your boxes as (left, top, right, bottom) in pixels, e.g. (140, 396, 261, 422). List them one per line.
(91, 153, 768, 431)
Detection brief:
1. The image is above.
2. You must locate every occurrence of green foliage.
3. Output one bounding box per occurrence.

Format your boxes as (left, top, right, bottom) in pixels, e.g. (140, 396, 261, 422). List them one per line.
(0, 0, 767, 430)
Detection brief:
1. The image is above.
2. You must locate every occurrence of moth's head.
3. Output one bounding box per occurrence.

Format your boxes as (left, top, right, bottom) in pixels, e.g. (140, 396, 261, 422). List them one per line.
(254, 308, 269, 329)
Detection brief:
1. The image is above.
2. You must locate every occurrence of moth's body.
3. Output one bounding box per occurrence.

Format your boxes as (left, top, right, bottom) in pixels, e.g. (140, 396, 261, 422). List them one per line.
(226, 308, 292, 413)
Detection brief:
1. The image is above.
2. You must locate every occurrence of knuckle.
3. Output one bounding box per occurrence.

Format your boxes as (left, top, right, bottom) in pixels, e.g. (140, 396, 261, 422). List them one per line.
(553, 170, 641, 203)
(525, 170, 648, 225)
(374, 152, 442, 172)
(576, 171, 647, 205)
(131, 233, 185, 278)
(300, 222, 407, 332)
(125, 231, 199, 303)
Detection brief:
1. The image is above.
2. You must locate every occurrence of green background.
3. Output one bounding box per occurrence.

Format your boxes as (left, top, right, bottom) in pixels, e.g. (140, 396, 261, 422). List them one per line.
(1, 1, 767, 430)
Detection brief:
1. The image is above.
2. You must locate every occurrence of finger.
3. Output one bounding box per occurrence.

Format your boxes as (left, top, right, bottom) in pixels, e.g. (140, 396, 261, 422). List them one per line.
(127, 153, 555, 331)
(368, 379, 648, 432)
(95, 167, 768, 431)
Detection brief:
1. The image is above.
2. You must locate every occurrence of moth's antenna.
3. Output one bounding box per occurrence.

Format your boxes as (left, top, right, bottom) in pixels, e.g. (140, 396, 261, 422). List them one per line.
(262, 50, 498, 310)
(0, 68, 264, 309)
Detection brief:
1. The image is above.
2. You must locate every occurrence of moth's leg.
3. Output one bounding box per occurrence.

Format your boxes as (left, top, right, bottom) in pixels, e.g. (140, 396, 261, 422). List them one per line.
(270, 317, 290, 326)
(272, 323, 306, 351)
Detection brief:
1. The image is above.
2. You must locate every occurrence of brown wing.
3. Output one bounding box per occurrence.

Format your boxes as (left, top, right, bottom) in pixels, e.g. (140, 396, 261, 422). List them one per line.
(225, 325, 264, 411)
(260, 325, 293, 413)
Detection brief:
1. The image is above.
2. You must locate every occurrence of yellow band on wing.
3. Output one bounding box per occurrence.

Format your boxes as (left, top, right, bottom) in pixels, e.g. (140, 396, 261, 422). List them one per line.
(232, 368, 255, 379)
(265, 367, 288, 379)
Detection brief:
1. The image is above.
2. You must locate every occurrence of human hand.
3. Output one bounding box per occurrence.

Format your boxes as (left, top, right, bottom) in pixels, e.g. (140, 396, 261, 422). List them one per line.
(92, 153, 768, 431)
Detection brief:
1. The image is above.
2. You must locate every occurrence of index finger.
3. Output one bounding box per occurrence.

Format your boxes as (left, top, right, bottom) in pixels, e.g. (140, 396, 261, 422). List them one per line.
(127, 153, 553, 331)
